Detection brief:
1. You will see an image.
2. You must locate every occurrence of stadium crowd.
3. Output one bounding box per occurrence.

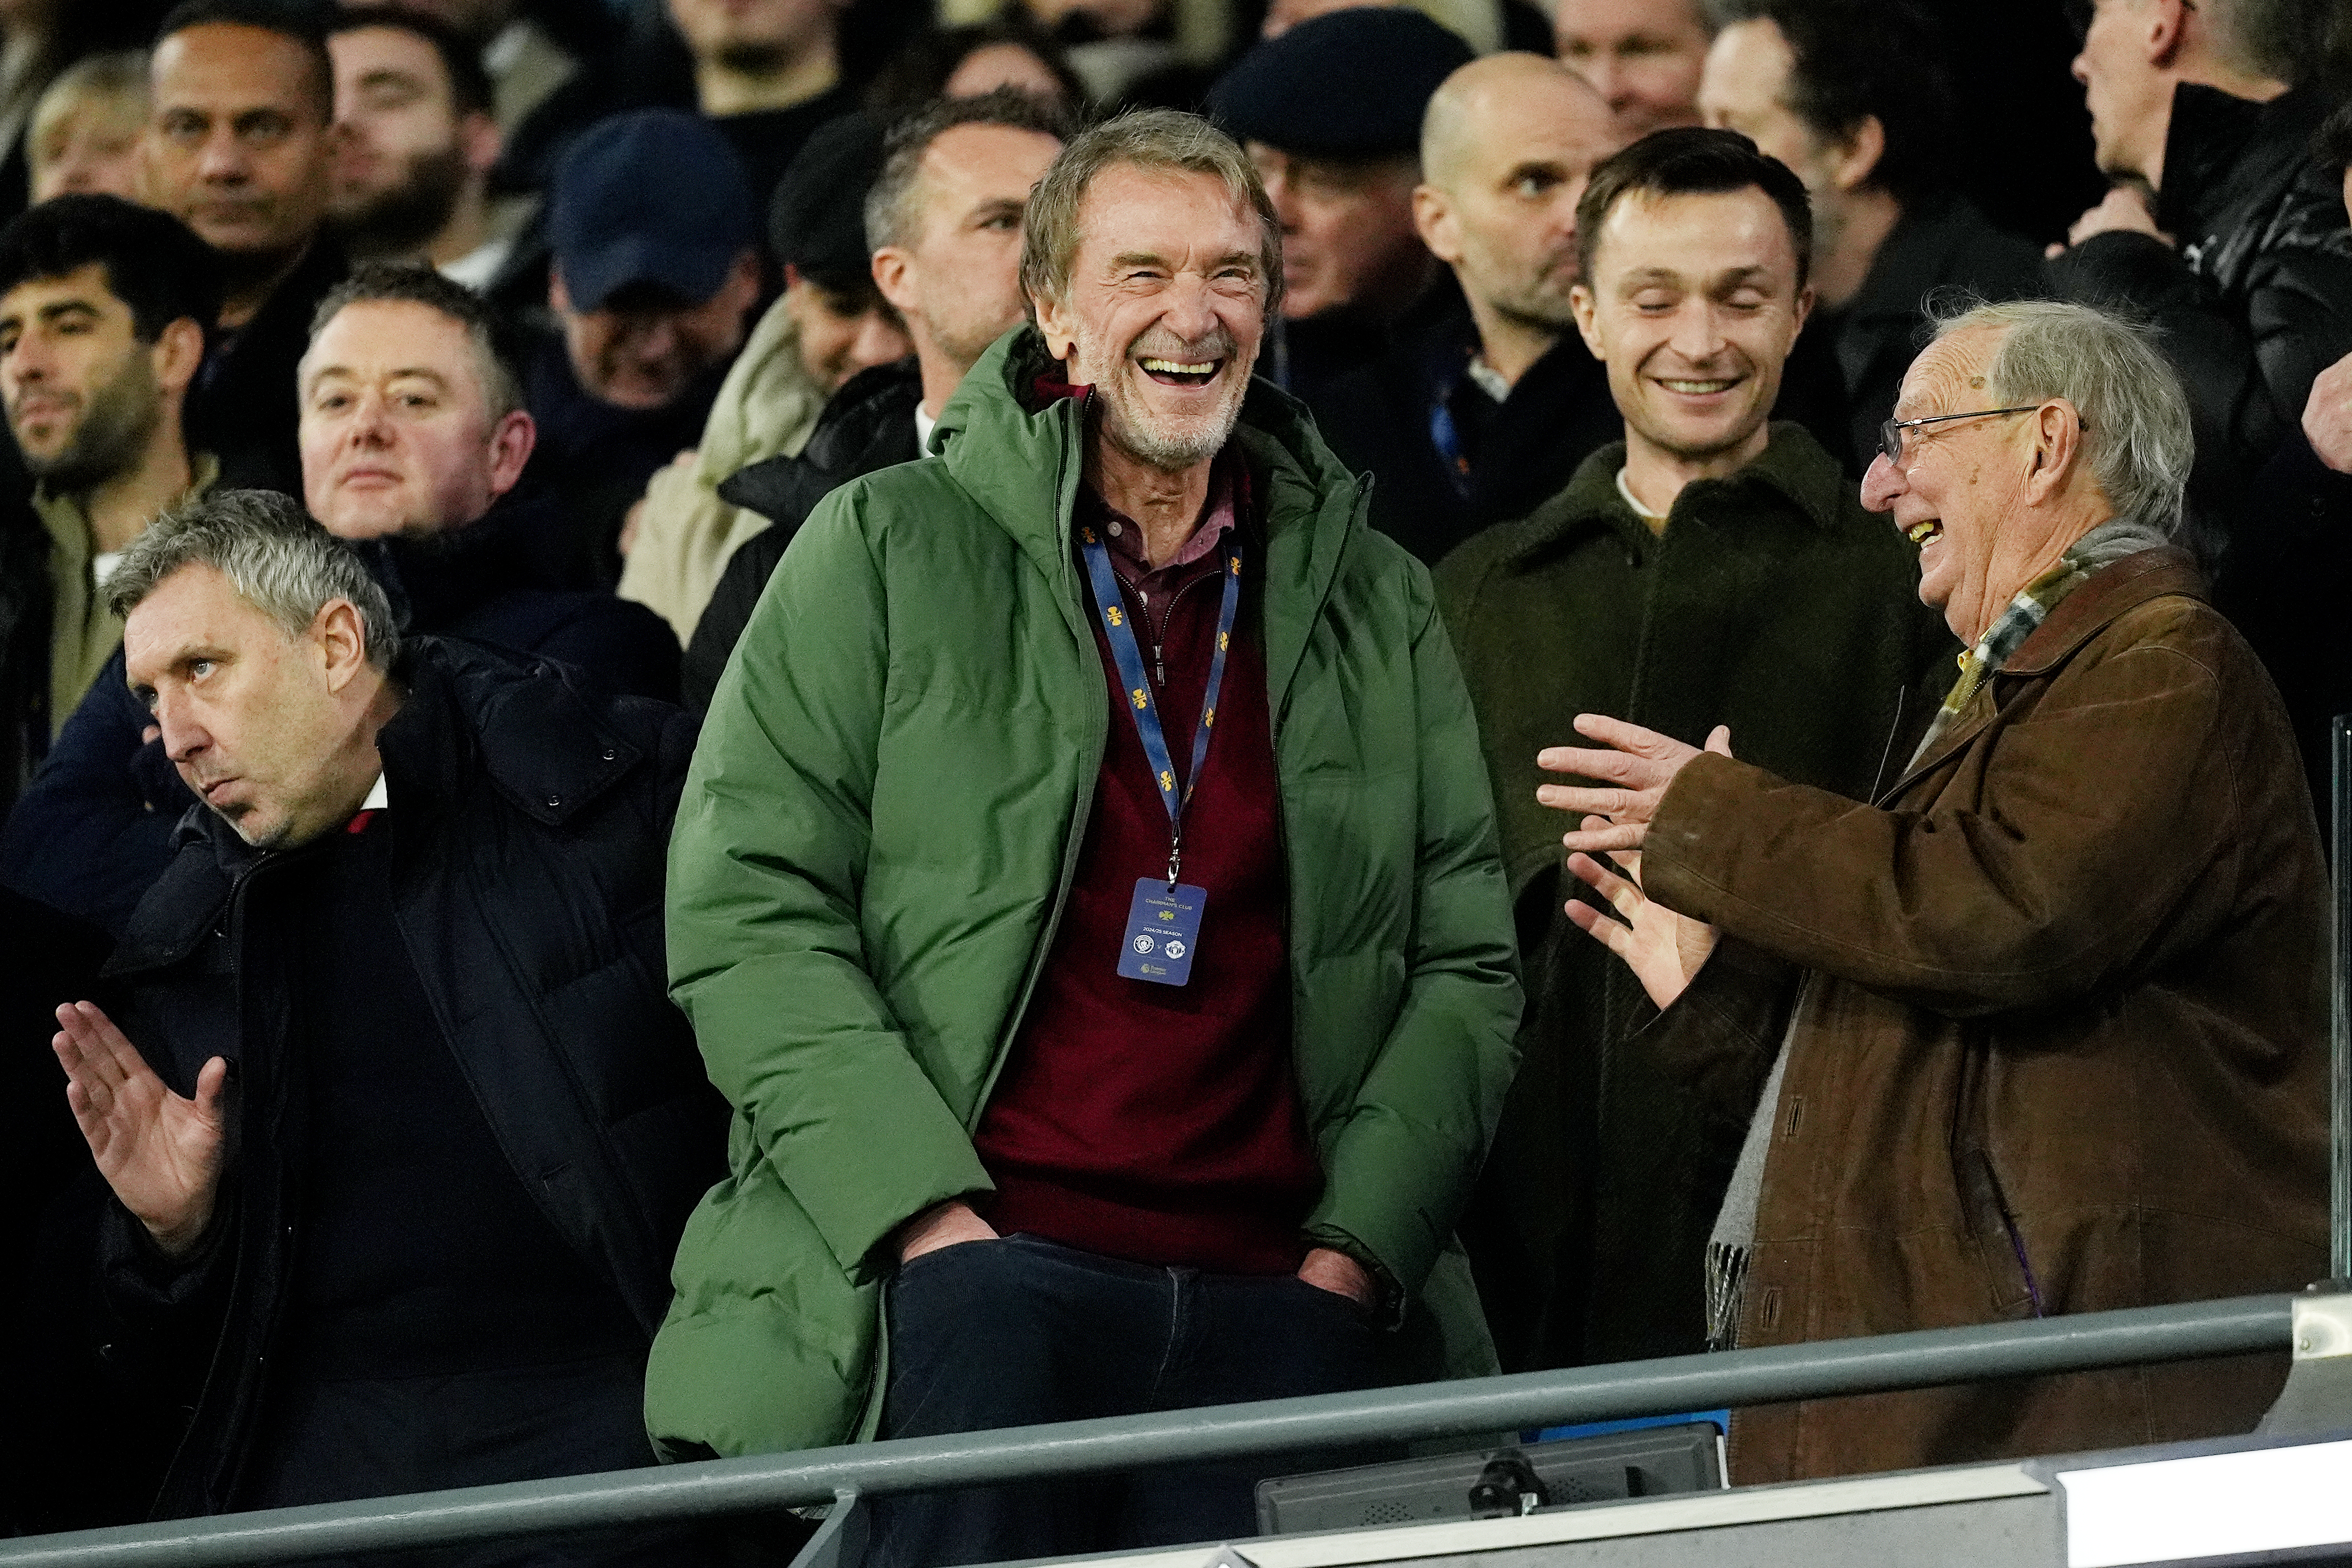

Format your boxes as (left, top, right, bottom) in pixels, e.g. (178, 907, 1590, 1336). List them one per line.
(0, 0, 2346, 1560)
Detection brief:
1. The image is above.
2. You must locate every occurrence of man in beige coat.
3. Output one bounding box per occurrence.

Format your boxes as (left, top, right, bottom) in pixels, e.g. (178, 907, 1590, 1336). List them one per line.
(1544, 298, 2329, 1482)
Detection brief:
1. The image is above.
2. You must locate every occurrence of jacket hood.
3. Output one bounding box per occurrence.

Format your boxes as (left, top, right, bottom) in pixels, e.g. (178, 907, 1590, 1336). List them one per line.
(717, 358, 921, 525)
(927, 325, 1369, 668)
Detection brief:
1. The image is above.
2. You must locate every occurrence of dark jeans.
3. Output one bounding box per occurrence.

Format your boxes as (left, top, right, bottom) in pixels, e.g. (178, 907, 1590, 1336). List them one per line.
(242, 1352, 710, 1568)
(867, 1234, 1381, 1568)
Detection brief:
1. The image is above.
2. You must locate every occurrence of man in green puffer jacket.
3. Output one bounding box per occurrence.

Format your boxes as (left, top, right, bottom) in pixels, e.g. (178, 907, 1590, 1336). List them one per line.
(653, 108, 1521, 1564)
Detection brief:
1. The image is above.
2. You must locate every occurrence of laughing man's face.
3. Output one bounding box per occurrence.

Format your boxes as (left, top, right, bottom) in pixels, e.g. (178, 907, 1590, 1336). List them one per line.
(1036, 162, 1270, 475)
(1569, 183, 1809, 478)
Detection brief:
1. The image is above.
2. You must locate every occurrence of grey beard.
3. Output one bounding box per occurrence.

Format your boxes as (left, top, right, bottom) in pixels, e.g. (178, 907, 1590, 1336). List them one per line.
(22, 354, 161, 497)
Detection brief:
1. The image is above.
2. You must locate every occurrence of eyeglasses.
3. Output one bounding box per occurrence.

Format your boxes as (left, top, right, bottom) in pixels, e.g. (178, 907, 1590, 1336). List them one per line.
(1878, 404, 2086, 466)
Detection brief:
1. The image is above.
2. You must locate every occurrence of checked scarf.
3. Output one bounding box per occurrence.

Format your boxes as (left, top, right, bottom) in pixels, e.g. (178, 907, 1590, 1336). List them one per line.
(1701, 515, 2171, 1357)
(1904, 517, 2173, 773)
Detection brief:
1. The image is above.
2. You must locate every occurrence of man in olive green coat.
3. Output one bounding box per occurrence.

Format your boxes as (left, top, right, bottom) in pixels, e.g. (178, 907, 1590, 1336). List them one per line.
(655, 110, 1519, 1564)
(1436, 129, 1950, 1377)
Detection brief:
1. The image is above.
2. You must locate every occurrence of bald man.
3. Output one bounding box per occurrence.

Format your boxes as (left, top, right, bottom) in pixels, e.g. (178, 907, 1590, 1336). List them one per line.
(1312, 53, 1626, 564)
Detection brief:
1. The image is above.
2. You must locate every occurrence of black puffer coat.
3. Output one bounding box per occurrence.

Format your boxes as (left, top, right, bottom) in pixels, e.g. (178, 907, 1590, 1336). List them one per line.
(93, 638, 725, 1519)
(2052, 85, 2352, 509)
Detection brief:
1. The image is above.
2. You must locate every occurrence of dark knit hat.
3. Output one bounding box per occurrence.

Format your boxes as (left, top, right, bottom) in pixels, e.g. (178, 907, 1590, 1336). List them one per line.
(1207, 8, 1475, 160)
(768, 112, 889, 295)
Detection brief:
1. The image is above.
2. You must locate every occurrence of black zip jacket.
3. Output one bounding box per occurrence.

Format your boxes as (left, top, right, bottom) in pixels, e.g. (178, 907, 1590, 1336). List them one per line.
(92, 637, 725, 1519)
(0, 494, 681, 941)
(2052, 84, 2352, 521)
(683, 358, 923, 715)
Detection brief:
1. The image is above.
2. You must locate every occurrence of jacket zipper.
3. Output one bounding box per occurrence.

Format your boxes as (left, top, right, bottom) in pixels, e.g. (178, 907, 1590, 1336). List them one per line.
(1125, 566, 1220, 692)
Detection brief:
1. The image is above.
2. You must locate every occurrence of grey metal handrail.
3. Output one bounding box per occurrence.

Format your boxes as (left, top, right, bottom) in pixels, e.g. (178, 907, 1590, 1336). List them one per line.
(0, 1293, 2293, 1567)
(2333, 713, 2350, 1279)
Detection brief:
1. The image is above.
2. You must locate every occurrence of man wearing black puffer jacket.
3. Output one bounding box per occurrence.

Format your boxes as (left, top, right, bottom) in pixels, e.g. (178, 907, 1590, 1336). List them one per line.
(53, 491, 724, 1548)
(1, 264, 680, 939)
(683, 358, 918, 712)
(2054, 0, 2352, 532)
(682, 93, 1065, 712)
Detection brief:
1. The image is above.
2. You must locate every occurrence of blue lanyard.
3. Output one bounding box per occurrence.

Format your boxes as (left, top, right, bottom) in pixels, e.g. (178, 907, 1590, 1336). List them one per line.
(1077, 522, 1243, 887)
(1429, 377, 1474, 500)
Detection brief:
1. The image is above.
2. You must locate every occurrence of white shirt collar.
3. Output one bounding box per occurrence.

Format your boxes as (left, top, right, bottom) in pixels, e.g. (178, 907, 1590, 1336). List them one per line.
(361, 772, 389, 812)
(914, 403, 938, 454)
(1615, 467, 1668, 523)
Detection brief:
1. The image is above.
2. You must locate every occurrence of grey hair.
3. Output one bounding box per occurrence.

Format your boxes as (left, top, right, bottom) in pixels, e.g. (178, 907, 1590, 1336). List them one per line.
(107, 488, 400, 668)
(1019, 107, 1283, 320)
(1929, 297, 2194, 537)
(864, 88, 1075, 257)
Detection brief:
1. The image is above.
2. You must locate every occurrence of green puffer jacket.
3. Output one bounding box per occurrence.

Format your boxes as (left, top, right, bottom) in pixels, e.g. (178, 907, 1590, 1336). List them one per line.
(647, 329, 1522, 1460)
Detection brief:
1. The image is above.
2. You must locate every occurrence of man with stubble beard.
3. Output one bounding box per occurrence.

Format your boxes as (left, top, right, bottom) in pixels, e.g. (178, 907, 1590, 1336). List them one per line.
(1314, 53, 1626, 563)
(680, 89, 1068, 710)
(651, 109, 1518, 1568)
(141, 0, 349, 495)
(0, 197, 218, 783)
(326, 7, 510, 287)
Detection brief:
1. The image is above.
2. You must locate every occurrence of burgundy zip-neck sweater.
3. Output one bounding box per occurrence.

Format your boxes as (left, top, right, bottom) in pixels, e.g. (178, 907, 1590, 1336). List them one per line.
(971, 470, 1322, 1274)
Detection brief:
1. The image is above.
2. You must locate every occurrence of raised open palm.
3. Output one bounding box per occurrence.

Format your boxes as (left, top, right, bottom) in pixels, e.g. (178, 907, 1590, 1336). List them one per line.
(53, 1001, 228, 1256)
(1563, 833, 1719, 1011)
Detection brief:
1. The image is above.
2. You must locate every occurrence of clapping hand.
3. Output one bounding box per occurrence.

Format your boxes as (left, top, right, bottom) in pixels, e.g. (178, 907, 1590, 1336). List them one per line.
(53, 1001, 227, 1257)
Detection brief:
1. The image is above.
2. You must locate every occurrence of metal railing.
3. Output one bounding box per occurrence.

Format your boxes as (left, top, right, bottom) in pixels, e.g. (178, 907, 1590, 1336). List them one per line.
(2333, 714, 2350, 1279)
(0, 1293, 2295, 1568)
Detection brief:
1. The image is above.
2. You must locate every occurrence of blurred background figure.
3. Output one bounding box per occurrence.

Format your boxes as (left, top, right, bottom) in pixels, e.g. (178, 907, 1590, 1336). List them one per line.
(619, 111, 909, 643)
(2051, 0, 2350, 530)
(141, 0, 349, 496)
(1208, 8, 1472, 406)
(24, 52, 147, 206)
(863, 13, 1088, 115)
(326, 6, 510, 287)
(0, 197, 215, 757)
(1258, 0, 1549, 54)
(2208, 99, 2352, 832)
(1553, 0, 1710, 141)
(681, 88, 1070, 708)
(1697, 0, 2045, 473)
(1312, 53, 1624, 563)
(0, 0, 166, 222)
(937, 0, 1228, 107)
(530, 108, 765, 585)
(668, 0, 860, 208)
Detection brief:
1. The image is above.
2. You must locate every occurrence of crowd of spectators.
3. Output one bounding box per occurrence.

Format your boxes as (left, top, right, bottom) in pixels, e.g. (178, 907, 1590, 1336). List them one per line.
(0, 0, 2344, 1561)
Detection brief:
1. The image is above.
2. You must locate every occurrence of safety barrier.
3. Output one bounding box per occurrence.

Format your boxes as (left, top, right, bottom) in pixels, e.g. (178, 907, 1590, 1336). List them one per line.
(0, 1293, 2297, 1567)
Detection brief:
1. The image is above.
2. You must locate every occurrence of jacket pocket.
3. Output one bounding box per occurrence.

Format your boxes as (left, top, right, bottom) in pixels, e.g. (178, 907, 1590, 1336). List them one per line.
(1956, 1140, 2044, 1319)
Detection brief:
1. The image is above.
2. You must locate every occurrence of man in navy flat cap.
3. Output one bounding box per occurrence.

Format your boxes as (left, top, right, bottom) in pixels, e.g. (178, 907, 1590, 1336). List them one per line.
(1208, 8, 1473, 413)
(525, 108, 766, 584)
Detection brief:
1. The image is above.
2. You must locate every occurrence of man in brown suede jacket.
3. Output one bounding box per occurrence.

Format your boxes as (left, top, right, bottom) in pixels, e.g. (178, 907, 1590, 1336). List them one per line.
(1547, 297, 2329, 1483)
